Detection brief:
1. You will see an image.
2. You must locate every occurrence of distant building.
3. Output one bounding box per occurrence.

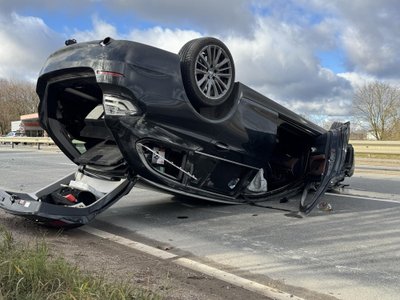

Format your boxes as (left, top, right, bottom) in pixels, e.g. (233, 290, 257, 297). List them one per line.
(10, 113, 44, 137)
(11, 120, 22, 132)
(366, 131, 378, 140)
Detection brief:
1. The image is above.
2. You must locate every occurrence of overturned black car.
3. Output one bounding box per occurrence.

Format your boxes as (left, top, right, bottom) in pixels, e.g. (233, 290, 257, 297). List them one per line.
(0, 37, 354, 227)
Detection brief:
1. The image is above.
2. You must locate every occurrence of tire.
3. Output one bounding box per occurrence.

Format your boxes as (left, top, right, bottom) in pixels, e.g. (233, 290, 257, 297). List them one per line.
(179, 37, 235, 107)
(178, 39, 195, 60)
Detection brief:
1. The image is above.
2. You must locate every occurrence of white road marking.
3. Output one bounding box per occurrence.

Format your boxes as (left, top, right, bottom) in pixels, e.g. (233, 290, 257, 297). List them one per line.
(175, 257, 303, 300)
(57, 163, 75, 166)
(81, 226, 304, 300)
(80, 227, 177, 260)
(327, 190, 400, 203)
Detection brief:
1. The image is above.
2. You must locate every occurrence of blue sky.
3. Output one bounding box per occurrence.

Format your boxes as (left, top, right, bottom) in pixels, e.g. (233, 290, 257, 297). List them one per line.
(1, 0, 399, 121)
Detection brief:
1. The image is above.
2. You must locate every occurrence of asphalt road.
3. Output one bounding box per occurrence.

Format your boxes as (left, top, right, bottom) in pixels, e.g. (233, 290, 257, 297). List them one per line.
(1, 148, 400, 300)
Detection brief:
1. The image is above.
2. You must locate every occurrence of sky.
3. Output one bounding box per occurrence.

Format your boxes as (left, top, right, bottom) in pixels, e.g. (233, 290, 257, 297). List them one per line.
(0, 0, 399, 122)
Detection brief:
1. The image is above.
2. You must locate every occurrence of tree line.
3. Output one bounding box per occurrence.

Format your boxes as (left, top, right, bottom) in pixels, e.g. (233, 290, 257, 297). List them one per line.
(0, 79, 39, 135)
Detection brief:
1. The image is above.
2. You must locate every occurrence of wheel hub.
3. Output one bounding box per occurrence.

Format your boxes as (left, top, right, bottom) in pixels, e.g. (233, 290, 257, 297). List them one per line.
(194, 44, 233, 100)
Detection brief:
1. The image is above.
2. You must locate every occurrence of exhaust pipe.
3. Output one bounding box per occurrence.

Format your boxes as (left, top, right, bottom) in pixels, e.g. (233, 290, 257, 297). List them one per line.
(100, 37, 113, 46)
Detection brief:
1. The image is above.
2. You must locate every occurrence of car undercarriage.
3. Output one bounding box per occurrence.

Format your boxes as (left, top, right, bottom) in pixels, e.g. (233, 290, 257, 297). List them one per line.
(0, 37, 354, 227)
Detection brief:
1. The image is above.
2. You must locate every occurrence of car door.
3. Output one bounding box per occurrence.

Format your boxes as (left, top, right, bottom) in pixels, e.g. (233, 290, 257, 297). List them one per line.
(299, 122, 353, 214)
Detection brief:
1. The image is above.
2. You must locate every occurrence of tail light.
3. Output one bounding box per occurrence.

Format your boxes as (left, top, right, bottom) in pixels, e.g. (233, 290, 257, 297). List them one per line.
(103, 95, 138, 116)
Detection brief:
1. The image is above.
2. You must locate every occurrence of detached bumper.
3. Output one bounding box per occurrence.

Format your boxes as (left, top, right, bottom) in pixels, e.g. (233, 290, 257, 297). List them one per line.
(0, 173, 134, 228)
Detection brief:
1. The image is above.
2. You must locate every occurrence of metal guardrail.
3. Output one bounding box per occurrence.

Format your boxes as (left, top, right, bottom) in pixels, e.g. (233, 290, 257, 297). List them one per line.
(0, 137, 54, 150)
(350, 140, 400, 155)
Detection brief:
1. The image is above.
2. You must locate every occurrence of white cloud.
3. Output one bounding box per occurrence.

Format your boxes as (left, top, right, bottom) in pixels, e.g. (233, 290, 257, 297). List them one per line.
(73, 16, 119, 42)
(337, 72, 376, 91)
(298, 0, 400, 79)
(224, 17, 352, 115)
(0, 12, 64, 81)
(341, 25, 399, 77)
(126, 27, 202, 54)
(72, 16, 202, 54)
(283, 98, 351, 117)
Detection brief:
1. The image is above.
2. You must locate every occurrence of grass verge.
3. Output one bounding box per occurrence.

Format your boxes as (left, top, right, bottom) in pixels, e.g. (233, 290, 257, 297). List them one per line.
(0, 227, 161, 300)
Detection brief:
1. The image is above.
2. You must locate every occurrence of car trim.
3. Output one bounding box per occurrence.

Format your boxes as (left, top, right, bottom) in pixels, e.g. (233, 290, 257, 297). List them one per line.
(195, 151, 260, 170)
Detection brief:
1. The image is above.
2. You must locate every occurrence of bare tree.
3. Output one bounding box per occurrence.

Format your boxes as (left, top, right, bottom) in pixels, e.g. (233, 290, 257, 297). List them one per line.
(0, 79, 39, 135)
(389, 119, 400, 140)
(352, 81, 400, 140)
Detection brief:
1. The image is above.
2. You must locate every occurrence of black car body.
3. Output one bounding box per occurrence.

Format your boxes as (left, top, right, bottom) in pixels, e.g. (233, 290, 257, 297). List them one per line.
(0, 37, 354, 227)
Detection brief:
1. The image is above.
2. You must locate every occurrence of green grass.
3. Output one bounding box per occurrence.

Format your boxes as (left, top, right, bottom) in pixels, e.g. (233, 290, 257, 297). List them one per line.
(0, 227, 161, 300)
